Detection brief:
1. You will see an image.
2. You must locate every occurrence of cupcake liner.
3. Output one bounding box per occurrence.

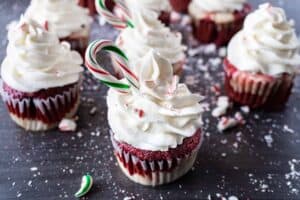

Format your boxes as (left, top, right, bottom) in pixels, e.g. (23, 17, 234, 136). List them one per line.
(0, 81, 81, 131)
(224, 58, 295, 109)
(110, 130, 203, 186)
(192, 4, 251, 46)
(169, 0, 191, 13)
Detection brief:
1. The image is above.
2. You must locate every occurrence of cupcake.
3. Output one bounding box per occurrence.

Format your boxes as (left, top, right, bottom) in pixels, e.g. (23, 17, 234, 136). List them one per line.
(85, 42, 203, 185)
(224, 3, 300, 109)
(113, 10, 186, 76)
(25, 0, 93, 57)
(188, 0, 251, 46)
(169, 0, 191, 13)
(0, 17, 83, 131)
(124, 0, 172, 25)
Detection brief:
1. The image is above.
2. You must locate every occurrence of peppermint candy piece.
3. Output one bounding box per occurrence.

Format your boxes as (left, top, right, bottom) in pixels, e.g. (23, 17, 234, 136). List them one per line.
(74, 174, 93, 198)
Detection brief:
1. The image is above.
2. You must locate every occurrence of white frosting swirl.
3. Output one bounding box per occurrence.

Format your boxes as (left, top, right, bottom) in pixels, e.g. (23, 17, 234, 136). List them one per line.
(228, 3, 300, 76)
(191, 0, 246, 12)
(107, 51, 203, 151)
(25, 0, 92, 38)
(189, 0, 246, 22)
(125, 0, 171, 13)
(1, 17, 83, 93)
(119, 10, 186, 72)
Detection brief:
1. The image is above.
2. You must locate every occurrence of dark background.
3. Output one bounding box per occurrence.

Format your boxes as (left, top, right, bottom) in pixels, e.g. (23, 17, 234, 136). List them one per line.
(0, 0, 300, 199)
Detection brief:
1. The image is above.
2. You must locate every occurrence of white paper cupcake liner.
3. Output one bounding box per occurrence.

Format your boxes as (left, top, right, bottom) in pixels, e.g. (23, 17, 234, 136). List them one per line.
(110, 132, 203, 186)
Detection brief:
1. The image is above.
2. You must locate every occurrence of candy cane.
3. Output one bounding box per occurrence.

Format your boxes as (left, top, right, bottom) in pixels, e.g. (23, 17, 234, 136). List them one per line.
(95, 0, 134, 30)
(85, 39, 139, 93)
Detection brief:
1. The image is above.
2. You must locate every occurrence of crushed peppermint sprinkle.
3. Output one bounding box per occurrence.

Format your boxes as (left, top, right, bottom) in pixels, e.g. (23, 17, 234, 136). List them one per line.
(217, 117, 239, 132)
(264, 135, 274, 148)
(283, 125, 295, 133)
(212, 96, 230, 118)
(30, 167, 38, 172)
(59, 118, 77, 132)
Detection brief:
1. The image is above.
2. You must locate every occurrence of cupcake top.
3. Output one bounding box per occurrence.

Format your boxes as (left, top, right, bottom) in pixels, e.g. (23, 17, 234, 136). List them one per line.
(119, 10, 185, 71)
(25, 0, 92, 38)
(189, 0, 247, 23)
(1, 17, 83, 93)
(125, 0, 172, 13)
(107, 51, 203, 151)
(227, 3, 300, 76)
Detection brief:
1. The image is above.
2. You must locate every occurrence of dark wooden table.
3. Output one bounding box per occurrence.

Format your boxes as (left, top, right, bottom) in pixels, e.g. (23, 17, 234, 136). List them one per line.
(0, 1, 300, 199)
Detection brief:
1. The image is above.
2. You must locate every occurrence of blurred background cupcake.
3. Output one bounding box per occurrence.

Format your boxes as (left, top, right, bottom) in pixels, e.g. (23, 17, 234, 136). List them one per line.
(189, 0, 251, 46)
(112, 10, 186, 76)
(224, 3, 300, 109)
(1, 17, 83, 131)
(25, 0, 93, 57)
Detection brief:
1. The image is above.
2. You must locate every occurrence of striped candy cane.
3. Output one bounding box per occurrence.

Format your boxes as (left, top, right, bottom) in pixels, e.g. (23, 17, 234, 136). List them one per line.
(95, 0, 134, 30)
(85, 40, 139, 93)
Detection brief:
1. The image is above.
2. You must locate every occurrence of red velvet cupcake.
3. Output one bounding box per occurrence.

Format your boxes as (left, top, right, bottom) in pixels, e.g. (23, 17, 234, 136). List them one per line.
(224, 4, 300, 109)
(106, 52, 204, 186)
(188, 0, 251, 46)
(25, 0, 93, 57)
(169, 0, 191, 13)
(85, 41, 204, 186)
(110, 8, 186, 78)
(1, 18, 83, 131)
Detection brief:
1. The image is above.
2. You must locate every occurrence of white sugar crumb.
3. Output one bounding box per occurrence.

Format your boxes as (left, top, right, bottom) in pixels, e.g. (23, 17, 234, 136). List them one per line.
(228, 196, 239, 200)
(59, 118, 77, 132)
(212, 96, 230, 118)
(218, 47, 227, 57)
(240, 106, 250, 114)
(77, 132, 83, 138)
(98, 16, 107, 26)
(30, 167, 38, 172)
(283, 125, 295, 133)
(27, 180, 32, 187)
(264, 135, 273, 148)
(123, 197, 134, 200)
(89, 106, 97, 115)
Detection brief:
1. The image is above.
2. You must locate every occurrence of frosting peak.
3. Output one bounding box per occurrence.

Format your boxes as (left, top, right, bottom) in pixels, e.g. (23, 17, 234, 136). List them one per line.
(228, 3, 300, 76)
(25, 0, 92, 38)
(1, 17, 83, 92)
(107, 51, 203, 151)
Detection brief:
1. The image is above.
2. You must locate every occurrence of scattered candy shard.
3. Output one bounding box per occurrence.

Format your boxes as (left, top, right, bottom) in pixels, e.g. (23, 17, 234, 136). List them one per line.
(74, 174, 93, 198)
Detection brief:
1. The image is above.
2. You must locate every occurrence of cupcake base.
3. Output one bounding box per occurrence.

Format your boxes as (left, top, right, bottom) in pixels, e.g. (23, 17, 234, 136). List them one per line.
(1, 81, 81, 131)
(111, 129, 203, 186)
(169, 0, 191, 13)
(224, 58, 294, 109)
(192, 4, 251, 46)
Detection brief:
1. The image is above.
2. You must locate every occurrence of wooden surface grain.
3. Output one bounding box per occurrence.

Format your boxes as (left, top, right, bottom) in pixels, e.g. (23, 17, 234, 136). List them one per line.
(0, 0, 300, 199)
